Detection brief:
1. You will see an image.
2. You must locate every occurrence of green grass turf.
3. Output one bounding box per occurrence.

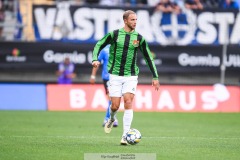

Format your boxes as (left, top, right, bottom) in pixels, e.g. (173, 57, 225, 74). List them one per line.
(0, 111, 240, 160)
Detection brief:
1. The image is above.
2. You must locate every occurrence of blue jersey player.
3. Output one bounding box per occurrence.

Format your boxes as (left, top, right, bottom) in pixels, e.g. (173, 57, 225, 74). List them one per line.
(90, 45, 118, 127)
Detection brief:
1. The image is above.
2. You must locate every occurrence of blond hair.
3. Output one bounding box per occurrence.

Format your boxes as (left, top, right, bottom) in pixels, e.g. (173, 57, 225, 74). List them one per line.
(123, 10, 136, 20)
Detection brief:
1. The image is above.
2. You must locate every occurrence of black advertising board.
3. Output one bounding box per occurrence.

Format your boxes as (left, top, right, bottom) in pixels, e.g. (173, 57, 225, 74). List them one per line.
(0, 42, 94, 72)
(0, 42, 240, 74)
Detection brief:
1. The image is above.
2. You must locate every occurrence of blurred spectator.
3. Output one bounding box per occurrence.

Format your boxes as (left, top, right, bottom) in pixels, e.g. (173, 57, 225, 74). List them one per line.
(201, 0, 221, 9)
(123, 0, 148, 7)
(185, 0, 204, 10)
(155, 0, 181, 14)
(172, 0, 185, 9)
(56, 57, 76, 84)
(220, 0, 239, 9)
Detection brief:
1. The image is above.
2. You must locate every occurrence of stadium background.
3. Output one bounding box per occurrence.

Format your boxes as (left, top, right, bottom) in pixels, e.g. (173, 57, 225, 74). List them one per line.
(0, 0, 240, 111)
(1, 1, 240, 160)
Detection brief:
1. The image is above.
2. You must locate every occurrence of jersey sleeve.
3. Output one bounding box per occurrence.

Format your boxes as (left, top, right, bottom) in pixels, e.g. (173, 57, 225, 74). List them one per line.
(92, 32, 113, 62)
(139, 37, 159, 80)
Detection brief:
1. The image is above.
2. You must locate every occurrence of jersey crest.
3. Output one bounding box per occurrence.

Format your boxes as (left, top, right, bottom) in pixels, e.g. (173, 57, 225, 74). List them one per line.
(132, 40, 139, 47)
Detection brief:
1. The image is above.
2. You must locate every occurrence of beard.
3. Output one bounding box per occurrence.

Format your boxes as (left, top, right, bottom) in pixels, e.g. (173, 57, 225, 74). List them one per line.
(127, 23, 136, 31)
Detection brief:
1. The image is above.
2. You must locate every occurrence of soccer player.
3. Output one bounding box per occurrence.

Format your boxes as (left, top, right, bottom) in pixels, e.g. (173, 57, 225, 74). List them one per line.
(92, 10, 160, 145)
(56, 57, 76, 84)
(90, 45, 118, 127)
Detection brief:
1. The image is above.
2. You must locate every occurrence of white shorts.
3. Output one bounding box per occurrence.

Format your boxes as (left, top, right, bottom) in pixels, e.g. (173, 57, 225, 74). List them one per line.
(109, 74, 138, 97)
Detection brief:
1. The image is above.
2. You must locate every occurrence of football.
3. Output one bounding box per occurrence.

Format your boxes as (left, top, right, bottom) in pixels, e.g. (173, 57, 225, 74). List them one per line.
(125, 128, 141, 145)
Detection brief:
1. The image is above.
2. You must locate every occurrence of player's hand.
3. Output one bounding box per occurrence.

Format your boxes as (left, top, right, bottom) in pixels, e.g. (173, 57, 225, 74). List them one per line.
(92, 61, 100, 68)
(152, 79, 160, 91)
(89, 77, 95, 84)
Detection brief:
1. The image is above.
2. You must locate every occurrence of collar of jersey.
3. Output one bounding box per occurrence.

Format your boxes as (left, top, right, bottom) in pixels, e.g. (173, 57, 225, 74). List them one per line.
(121, 28, 135, 34)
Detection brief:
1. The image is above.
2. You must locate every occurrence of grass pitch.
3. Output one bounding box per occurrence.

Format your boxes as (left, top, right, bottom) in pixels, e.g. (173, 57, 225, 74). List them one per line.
(0, 111, 240, 160)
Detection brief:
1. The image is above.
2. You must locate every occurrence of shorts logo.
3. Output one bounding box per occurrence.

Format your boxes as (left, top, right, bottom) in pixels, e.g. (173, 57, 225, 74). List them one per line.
(132, 88, 135, 91)
(132, 40, 139, 47)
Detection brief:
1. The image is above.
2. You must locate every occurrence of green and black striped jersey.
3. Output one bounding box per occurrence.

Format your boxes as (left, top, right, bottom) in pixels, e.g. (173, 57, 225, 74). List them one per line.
(92, 28, 159, 79)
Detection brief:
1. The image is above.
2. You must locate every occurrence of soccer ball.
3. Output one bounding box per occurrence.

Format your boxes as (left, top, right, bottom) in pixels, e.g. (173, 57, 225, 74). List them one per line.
(125, 128, 141, 145)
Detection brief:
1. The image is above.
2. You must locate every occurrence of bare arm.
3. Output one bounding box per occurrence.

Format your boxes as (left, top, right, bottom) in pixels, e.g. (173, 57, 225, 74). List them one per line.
(90, 65, 99, 84)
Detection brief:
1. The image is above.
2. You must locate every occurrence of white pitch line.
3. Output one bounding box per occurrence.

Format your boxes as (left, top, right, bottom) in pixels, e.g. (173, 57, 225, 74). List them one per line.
(0, 135, 240, 140)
